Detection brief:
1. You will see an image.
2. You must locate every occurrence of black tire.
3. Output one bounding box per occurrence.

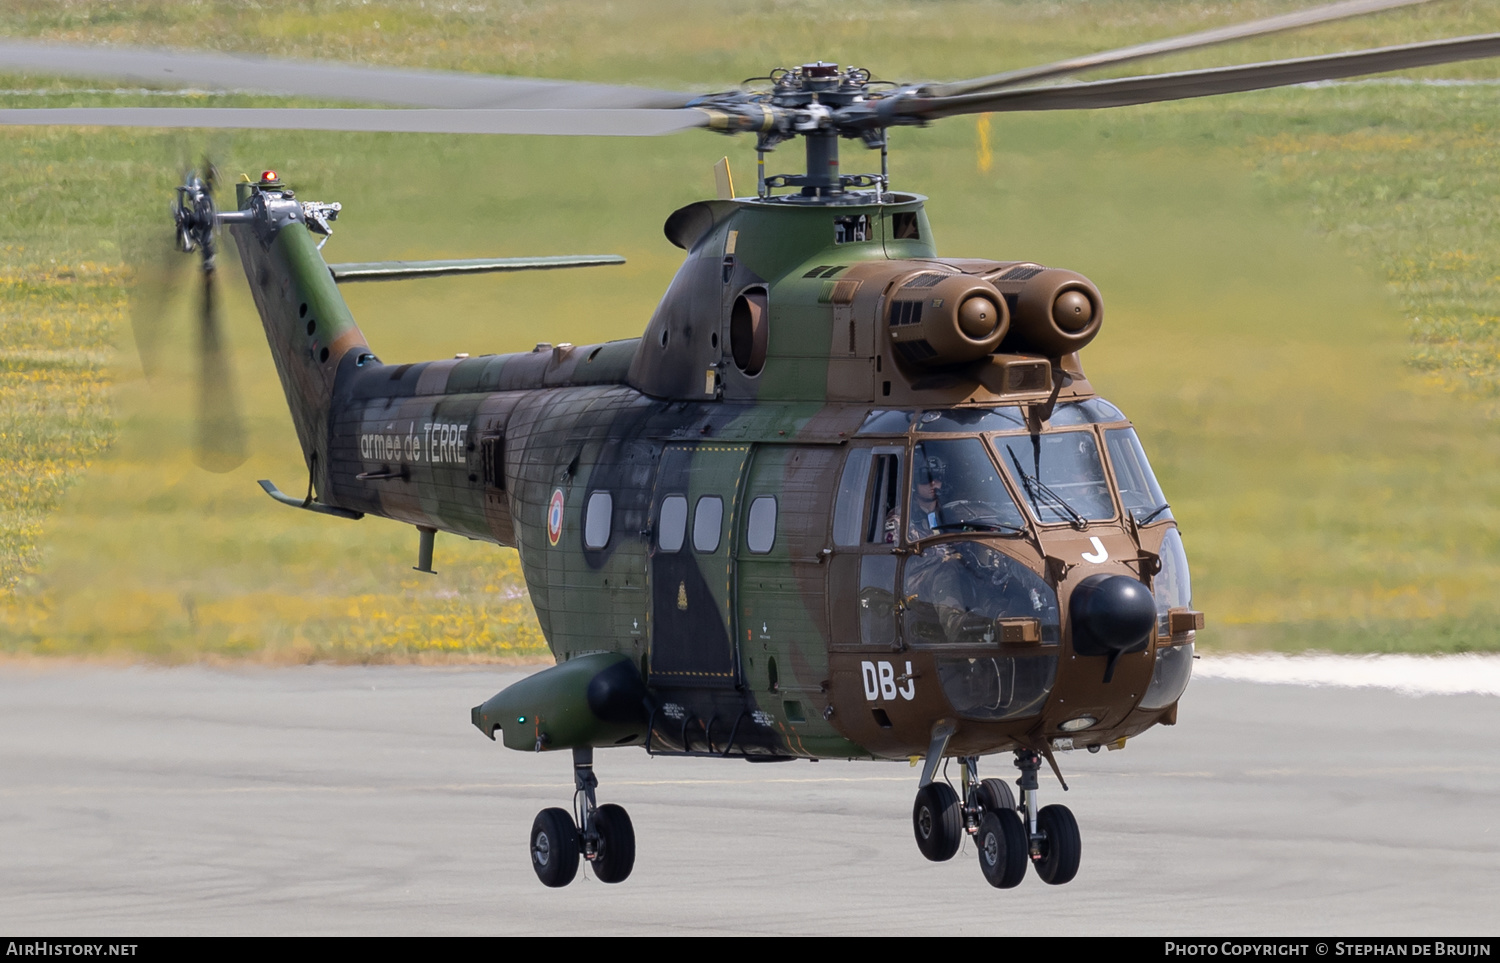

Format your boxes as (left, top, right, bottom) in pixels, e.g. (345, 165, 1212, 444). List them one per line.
(978, 777, 1016, 814)
(1033, 803, 1081, 885)
(592, 803, 636, 884)
(976, 809, 1029, 889)
(912, 782, 963, 862)
(530, 807, 580, 888)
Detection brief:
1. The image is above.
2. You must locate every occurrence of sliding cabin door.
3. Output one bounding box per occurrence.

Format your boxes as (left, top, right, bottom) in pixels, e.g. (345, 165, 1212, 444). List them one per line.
(647, 443, 749, 689)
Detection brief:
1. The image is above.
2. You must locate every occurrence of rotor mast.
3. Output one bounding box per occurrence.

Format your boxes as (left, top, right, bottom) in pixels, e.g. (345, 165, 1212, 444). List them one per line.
(740, 62, 892, 201)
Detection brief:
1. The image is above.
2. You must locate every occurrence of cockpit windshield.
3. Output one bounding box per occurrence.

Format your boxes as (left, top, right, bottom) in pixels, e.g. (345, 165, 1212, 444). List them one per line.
(993, 431, 1115, 525)
(908, 438, 1026, 539)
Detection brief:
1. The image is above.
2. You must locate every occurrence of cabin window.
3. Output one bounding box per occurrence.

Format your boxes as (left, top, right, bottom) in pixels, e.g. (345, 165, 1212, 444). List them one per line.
(746, 496, 777, 554)
(584, 492, 613, 550)
(658, 495, 688, 552)
(693, 496, 724, 553)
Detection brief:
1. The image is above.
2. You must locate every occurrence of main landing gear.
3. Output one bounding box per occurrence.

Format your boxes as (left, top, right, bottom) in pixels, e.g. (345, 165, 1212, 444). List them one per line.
(529, 747, 636, 887)
(909, 742, 1081, 889)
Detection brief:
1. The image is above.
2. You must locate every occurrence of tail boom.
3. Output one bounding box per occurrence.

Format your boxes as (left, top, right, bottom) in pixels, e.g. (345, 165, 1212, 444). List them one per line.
(229, 176, 371, 495)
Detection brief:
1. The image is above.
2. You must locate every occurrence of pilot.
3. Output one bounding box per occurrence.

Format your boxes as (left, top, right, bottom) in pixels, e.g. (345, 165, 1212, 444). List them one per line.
(908, 453, 947, 542)
(881, 453, 946, 544)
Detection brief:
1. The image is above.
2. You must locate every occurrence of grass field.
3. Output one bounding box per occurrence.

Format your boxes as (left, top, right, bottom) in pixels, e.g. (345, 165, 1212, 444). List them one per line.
(1, 0, 1499, 661)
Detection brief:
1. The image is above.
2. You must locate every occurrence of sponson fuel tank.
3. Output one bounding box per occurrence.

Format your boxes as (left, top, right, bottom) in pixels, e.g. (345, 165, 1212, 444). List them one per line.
(627, 194, 1104, 407)
(473, 652, 651, 752)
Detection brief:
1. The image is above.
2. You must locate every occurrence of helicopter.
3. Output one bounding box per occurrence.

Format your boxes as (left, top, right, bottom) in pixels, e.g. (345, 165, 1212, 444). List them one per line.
(3, 0, 1498, 892)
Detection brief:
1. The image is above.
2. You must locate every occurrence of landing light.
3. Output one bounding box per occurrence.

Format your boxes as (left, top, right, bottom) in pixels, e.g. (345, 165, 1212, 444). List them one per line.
(1059, 715, 1097, 732)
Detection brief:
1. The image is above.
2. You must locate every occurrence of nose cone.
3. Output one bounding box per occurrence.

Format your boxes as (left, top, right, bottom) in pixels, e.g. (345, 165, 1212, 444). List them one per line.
(1069, 574, 1155, 657)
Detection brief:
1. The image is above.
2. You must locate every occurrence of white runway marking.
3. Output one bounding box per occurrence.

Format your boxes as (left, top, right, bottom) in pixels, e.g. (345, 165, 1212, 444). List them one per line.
(1196, 652, 1500, 697)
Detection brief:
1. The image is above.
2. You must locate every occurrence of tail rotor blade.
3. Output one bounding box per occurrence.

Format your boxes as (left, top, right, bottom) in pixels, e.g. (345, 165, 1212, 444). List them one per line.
(195, 263, 248, 473)
(128, 232, 186, 381)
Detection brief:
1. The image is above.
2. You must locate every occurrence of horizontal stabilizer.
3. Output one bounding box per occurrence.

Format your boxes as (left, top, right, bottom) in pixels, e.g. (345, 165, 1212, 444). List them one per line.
(327, 254, 625, 283)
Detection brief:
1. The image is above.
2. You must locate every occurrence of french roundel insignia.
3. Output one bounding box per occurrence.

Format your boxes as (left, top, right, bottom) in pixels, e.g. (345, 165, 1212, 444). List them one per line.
(547, 489, 565, 546)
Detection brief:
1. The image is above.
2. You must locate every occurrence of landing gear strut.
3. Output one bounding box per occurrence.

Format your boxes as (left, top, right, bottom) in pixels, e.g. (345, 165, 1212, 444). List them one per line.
(911, 721, 963, 862)
(962, 756, 1026, 888)
(1014, 748, 1081, 885)
(529, 747, 636, 887)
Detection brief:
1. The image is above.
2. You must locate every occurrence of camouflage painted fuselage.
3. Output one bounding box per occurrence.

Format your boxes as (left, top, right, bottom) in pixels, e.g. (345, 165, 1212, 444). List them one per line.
(230, 179, 1198, 764)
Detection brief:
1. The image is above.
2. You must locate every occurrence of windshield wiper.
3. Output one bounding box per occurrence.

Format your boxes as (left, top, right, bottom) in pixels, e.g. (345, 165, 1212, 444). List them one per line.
(1136, 502, 1171, 525)
(912, 527, 1027, 554)
(1006, 448, 1088, 530)
(931, 519, 1027, 536)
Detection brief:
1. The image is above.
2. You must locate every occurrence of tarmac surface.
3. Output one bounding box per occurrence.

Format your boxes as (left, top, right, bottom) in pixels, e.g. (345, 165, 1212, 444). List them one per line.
(1, 662, 1496, 936)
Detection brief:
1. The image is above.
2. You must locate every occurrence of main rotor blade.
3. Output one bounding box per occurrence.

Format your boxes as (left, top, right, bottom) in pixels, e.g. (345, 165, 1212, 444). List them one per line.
(0, 106, 708, 136)
(926, 0, 1435, 98)
(0, 40, 697, 110)
(196, 264, 248, 474)
(909, 33, 1500, 118)
(327, 254, 626, 283)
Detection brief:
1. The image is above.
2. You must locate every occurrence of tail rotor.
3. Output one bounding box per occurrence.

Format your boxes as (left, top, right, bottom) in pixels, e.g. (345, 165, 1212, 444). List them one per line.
(133, 161, 248, 473)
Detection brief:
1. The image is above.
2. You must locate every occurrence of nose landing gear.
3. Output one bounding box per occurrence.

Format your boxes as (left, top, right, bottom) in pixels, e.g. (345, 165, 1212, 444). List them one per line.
(529, 747, 636, 888)
(906, 744, 1081, 889)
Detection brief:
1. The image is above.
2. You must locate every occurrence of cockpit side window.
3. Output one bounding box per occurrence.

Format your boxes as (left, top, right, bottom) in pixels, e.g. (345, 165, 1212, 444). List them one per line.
(866, 452, 903, 544)
(832, 449, 872, 548)
(1105, 427, 1173, 524)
